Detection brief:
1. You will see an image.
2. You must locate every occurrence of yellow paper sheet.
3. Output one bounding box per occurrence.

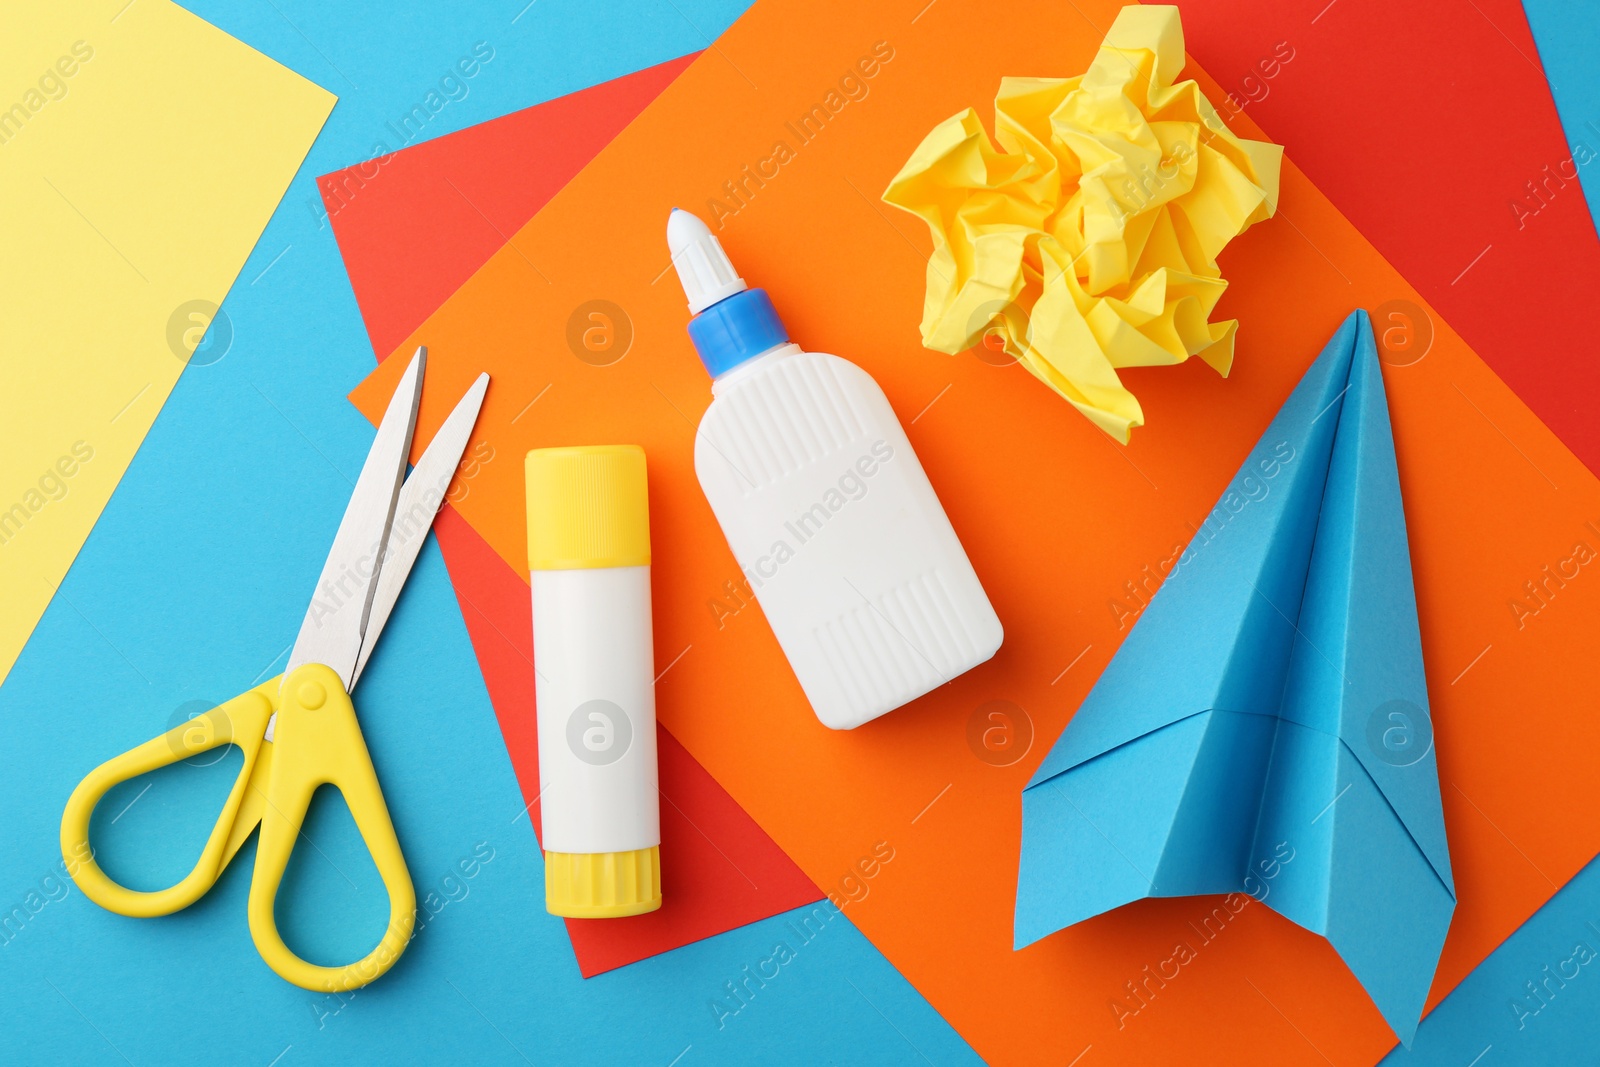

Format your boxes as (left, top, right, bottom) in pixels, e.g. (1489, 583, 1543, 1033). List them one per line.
(883, 5, 1280, 442)
(0, 1, 333, 684)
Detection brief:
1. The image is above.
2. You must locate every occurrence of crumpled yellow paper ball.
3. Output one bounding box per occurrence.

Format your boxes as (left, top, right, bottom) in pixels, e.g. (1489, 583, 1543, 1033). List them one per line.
(882, 4, 1282, 443)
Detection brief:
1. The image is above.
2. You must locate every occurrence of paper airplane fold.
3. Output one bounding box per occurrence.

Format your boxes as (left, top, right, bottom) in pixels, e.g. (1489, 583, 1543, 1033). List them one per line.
(1015, 310, 1454, 1044)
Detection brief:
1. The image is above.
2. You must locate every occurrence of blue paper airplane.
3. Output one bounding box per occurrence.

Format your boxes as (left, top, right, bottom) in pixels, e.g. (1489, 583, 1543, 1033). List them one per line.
(1016, 310, 1454, 1044)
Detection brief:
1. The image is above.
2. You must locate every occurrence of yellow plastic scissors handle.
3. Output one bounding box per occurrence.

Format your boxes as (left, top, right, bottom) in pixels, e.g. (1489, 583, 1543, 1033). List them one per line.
(247, 663, 416, 992)
(60, 664, 416, 992)
(59, 680, 279, 918)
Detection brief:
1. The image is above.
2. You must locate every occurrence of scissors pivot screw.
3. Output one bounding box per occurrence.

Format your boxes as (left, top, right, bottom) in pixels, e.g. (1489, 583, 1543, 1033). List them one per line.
(297, 681, 326, 710)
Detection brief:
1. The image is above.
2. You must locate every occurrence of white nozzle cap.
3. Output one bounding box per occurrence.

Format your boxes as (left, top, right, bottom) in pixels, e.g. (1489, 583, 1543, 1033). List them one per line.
(668, 208, 747, 315)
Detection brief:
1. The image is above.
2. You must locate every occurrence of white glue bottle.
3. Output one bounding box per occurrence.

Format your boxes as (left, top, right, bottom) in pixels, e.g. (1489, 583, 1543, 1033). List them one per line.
(669, 208, 1002, 730)
(525, 444, 661, 916)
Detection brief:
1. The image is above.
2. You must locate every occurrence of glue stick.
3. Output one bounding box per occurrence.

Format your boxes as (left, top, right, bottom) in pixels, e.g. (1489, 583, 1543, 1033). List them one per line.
(525, 444, 661, 917)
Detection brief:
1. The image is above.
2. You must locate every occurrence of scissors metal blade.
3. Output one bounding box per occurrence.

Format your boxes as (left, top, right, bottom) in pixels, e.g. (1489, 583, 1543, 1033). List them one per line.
(350, 371, 490, 686)
(284, 347, 425, 695)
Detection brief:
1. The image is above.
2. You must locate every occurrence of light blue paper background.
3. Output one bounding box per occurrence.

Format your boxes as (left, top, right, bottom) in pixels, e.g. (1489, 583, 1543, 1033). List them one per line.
(0, 2, 977, 1063)
(1383, 852, 1600, 1066)
(1523, 0, 1600, 242)
(7, 0, 1600, 1063)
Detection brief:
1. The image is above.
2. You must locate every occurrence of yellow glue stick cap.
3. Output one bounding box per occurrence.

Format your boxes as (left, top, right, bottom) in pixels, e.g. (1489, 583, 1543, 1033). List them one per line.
(525, 445, 650, 570)
(544, 847, 662, 918)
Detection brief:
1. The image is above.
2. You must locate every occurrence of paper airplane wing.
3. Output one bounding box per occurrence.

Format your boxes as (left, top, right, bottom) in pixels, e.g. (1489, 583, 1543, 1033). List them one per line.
(1016, 311, 1454, 1043)
(1256, 313, 1454, 1044)
(1016, 313, 1361, 940)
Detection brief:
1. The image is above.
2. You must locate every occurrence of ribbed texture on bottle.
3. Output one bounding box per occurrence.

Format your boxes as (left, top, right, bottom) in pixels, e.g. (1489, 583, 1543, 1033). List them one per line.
(812, 568, 984, 722)
(525, 445, 650, 570)
(544, 846, 662, 918)
(702, 355, 867, 494)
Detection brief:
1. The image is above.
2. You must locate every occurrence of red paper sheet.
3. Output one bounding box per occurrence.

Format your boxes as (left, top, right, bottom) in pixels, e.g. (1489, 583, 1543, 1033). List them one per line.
(319, 54, 821, 978)
(323, 53, 696, 361)
(1181, 0, 1600, 474)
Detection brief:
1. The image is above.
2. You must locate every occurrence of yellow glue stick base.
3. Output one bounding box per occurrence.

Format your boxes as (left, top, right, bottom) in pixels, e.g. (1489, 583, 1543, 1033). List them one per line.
(544, 847, 662, 918)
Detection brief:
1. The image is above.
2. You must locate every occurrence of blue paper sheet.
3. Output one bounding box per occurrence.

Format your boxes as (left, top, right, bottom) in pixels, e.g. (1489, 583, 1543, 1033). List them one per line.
(1382, 849, 1600, 1065)
(1522, 0, 1600, 242)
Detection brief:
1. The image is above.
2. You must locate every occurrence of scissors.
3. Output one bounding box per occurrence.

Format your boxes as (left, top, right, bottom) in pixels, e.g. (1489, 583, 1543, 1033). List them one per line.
(61, 349, 488, 993)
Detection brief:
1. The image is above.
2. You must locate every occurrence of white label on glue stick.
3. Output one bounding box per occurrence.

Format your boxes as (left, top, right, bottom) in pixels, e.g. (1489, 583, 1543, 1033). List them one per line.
(533, 565, 659, 854)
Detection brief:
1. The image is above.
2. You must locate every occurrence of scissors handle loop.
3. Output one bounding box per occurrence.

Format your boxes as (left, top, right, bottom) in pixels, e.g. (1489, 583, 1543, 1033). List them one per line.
(62, 667, 416, 992)
(59, 682, 278, 918)
(247, 663, 416, 992)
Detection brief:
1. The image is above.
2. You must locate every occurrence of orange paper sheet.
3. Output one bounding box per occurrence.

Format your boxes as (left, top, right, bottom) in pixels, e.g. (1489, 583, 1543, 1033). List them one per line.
(351, 1, 1600, 1061)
